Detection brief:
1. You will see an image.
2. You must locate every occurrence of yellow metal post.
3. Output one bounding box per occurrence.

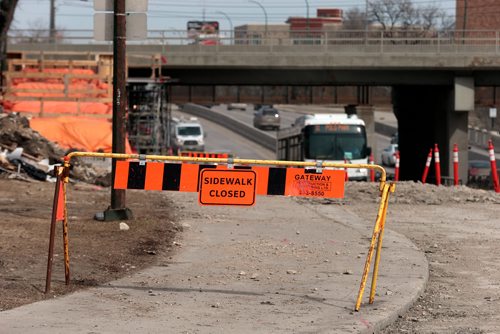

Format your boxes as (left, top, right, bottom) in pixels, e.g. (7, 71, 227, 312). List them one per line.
(355, 181, 391, 311)
(369, 183, 395, 304)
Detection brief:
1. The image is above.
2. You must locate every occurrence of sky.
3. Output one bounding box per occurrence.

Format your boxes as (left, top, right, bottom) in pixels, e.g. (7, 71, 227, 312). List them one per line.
(13, 0, 457, 32)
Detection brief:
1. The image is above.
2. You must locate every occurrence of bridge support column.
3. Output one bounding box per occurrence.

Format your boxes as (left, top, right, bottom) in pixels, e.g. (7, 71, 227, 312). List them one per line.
(353, 105, 376, 157)
(393, 85, 470, 183)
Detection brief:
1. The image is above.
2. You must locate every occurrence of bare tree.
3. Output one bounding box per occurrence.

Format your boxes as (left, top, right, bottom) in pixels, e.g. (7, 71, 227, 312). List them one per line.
(10, 19, 53, 43)
(0, 0, 19, 91)
(366, 0, 452, 32)
(342, 8, 366, 30)
(0, 0, 18, 38)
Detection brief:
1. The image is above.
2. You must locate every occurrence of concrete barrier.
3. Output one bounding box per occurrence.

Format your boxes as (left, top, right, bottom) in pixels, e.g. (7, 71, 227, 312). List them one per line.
(468, 126, 500, 151)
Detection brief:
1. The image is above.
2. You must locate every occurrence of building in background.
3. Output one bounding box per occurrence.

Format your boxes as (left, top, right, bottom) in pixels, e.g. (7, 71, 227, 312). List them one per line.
(235, 9, 343, 45)
(286, 9, 343, 44)
(234, 24, 289, 45)
(456, 0, 500, 31)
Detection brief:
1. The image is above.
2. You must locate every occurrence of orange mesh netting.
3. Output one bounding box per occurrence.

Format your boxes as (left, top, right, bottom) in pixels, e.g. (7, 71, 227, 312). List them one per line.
(30, 117, 132, 154)
(4, 101, 112, 115)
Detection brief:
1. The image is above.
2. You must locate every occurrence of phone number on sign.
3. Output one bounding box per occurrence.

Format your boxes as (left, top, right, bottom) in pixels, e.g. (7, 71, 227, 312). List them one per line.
(298, 190, 325, 197)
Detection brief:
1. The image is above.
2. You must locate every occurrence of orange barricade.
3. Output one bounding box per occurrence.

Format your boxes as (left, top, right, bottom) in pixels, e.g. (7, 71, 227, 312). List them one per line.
(46, 152, 394, 312)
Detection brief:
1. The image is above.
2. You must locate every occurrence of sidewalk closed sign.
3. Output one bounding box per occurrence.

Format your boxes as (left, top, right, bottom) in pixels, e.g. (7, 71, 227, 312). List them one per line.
(199, 169, 256, 206)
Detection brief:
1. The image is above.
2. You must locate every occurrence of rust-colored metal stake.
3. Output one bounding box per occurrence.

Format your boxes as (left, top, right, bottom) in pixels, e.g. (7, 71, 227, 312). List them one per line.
(45, 166, 63, 294)
(62, 178, 70, 285)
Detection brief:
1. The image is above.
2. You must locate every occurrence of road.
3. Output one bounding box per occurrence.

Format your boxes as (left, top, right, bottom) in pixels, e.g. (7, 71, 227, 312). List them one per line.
(172, 109, 274, 160)
(200, 104, 499, 179)
(202, 103, 395, 173)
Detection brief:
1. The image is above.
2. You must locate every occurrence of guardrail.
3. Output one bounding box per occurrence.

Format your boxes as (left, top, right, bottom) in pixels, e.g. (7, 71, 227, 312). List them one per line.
(468, 127, 500, 150)
(7, 29, 500, 55)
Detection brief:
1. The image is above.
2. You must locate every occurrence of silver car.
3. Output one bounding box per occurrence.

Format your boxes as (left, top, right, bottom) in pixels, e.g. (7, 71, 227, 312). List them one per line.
(227, 103, 247, 111)
(381, 144, 398, 166)
(253, 107, 280, 130)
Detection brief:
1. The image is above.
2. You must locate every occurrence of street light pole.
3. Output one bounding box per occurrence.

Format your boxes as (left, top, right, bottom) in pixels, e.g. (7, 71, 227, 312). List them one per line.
(216, 11, 233, 45)
(249, 0, 267, 42)
(305, 0, 309, 32)
(365, 0, 368, 31)
(49, 0, 56, 43)
(365, 0, 369, 45)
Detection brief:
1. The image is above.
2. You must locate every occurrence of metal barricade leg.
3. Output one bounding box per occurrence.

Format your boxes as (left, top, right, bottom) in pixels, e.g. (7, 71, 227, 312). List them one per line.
(355, 182, 393, 311)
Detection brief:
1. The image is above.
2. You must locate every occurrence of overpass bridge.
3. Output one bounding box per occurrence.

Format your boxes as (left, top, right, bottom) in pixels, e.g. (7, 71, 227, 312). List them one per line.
(6, 29, 500, 182)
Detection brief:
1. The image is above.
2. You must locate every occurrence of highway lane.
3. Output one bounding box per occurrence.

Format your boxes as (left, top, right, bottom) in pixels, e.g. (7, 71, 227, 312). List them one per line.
(208, 103, 394, 167)
(211, 104, 302, 130)
(172, 109, 274, 160)
(179, 103, 498, 181)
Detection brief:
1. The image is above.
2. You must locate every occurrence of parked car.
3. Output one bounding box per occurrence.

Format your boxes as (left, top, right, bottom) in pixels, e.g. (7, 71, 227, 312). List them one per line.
(390, 132, 398, 144)
(467, 160, 491, 187)
(227, 103, 247, 111)
(381, 144, 398, 166)
(253, 107, 280, 130)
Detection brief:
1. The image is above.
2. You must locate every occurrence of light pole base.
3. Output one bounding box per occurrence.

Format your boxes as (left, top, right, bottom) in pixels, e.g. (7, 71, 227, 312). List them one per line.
(95, 207, 133, 221)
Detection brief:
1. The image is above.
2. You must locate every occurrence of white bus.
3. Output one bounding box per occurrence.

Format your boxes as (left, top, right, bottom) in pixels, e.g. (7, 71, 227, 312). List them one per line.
(277, 113, 371, 180)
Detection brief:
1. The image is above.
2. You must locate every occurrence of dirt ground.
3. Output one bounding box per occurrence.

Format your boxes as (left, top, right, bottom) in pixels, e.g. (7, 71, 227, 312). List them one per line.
(1, 173, 500, 332)
(0, 176, 180, 311)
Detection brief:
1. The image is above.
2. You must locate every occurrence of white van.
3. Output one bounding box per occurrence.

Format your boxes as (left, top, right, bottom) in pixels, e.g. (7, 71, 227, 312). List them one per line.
(170, 117, 205, 152)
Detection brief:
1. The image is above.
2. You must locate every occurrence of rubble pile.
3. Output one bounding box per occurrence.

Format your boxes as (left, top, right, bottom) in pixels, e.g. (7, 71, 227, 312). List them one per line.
(344, 181, 500, 205)
(0, 113, 64, 161)
(0, 113, 111, 185)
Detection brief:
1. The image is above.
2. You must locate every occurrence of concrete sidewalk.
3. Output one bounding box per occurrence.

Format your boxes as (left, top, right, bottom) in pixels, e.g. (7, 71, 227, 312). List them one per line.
(0, 193, 427, 333)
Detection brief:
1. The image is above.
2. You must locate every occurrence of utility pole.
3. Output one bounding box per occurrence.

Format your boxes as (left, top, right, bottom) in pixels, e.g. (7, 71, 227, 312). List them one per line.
(49, 0, 56, 43)
(305, 0, 309, 33)
(102, 0, 132, 221)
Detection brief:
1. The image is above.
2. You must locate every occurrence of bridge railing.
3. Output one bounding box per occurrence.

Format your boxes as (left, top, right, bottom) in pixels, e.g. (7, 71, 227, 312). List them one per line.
(7, 29, 500, 54)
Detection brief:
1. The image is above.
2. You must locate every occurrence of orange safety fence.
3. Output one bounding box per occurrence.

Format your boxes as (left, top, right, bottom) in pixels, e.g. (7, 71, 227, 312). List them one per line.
(4, 101, 112, 115)
(2, 67, 112, 116)
(9, 82, 109, 98)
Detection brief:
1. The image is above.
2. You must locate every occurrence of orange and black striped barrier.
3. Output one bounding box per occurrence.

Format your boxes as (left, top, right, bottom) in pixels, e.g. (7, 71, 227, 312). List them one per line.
(113, 161, 345, 199)
(179, 151, 230, 159)
(46, 151, 394, 311)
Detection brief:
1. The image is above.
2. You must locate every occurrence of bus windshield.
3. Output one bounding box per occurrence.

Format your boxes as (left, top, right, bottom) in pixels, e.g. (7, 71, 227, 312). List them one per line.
(304, 124, 367, 160)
